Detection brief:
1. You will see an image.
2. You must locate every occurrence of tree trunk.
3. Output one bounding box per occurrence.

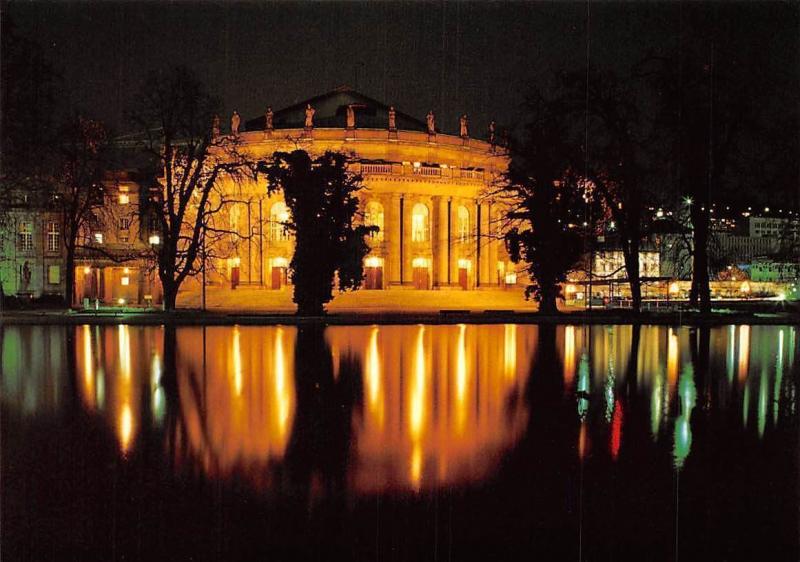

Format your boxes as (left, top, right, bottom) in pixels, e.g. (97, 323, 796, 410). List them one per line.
(64, 243, 76, 308)
(162, 279, 179, 311)
(689, 206, 711, 313)
(622, 237, 642, 314)
(538, 284, 560, 315)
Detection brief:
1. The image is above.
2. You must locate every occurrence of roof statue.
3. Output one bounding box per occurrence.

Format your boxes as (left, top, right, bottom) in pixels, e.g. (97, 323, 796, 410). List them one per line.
(426, 110, 435, 135)
(346, 104, 356, 129)
(304, 104, 315, 129)
(388, 106, 397, 130)
(488, 120, 496, 144)
(231, 111, 241, 136)
(212, 114, 221, 139)
(460, 114, 468, 138)
(265, 107, 274, 130)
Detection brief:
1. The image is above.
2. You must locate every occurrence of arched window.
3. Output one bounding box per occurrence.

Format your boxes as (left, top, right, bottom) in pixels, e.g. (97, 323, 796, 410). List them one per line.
(364, 201, 384, 241)
(270, 202, 290, 241)
(457, 206, 470, 243)
(411, 203, 429, 242)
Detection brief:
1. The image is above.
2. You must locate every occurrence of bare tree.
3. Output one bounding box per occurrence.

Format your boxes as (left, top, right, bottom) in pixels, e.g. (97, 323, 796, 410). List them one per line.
(55, 115, 111, 305)
(128, 67, 258, 310)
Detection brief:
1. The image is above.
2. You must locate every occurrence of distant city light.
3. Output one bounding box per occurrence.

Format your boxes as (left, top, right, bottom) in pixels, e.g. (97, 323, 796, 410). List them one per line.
(149, 234, 160, 245)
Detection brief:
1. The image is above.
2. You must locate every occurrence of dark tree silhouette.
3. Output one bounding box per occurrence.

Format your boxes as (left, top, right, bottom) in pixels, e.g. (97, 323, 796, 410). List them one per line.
(263, 150, 375, 316)
(128, 66, 257, 310)
(55, 116, 111, 305)
(501, 91, 583, 314)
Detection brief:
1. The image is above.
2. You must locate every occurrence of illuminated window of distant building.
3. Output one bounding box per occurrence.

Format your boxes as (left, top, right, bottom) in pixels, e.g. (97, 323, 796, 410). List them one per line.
(411, 203, 429, 242)
(365, 201, 384, 240)
(18, 222, 33, 251)
(94, 232, 104, 244)
(47, 221, 60, 252)
(48, 265, 60, 284)
(270, 202, 290, 241)
(119, 185, 130, 205)
(457, 206, 470, 243)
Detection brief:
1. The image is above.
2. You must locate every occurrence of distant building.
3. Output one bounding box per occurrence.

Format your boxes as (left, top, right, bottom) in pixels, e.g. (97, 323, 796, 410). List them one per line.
(750, 257, 800, 282)
(592, 250, 660, 280)
(0, 188, 65, 299)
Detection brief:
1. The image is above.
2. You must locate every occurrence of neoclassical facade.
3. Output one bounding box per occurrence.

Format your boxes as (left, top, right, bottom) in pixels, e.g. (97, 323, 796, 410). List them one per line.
(209, 87, 516, 293)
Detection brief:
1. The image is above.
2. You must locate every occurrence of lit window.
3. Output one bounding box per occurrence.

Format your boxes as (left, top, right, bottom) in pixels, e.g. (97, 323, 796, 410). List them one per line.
(457, 206, 470, 243)
(270, 202, 290, 241)
(411, 203, 429, 242)
(94, 232, 104, 244)
(121, 276, 130, 286)
(18, 222, 33, 251)
(364, 201, 384, 241)
(47, 221, 60, 252)
(119, 185, 130, 205)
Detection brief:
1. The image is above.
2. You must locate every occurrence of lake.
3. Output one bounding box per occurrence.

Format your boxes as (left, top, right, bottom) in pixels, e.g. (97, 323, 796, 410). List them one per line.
(2, 323, 797, 561)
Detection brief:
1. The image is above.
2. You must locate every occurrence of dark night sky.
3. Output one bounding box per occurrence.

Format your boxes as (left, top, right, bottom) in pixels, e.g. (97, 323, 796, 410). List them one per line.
(7, 0, 796, 140)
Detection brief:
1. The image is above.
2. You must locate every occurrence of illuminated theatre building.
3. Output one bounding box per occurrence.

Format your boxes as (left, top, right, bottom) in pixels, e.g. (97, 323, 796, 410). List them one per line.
(206, 88, 516, 295)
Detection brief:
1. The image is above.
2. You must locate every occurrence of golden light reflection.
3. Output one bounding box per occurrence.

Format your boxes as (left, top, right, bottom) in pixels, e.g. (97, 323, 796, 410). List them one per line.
(563, 325, 576, 392)
(119, 403, 133, 453)
(410, 325, 426, 441)
(232, 325, 243, 395)
(118, 325, 131, 379)
(504, 324, 517, 380)
(365, 326, 384, 429)
(738, 325, 751, 382)
(326, 324, 533, 492)
(80, 325, 95, 409)
(275, 327, 289, 432)
(667, 328, 679, 388)
(176, 327, 296, 487)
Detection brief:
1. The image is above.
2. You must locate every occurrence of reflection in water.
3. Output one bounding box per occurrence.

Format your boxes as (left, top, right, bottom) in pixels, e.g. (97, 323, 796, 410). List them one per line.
(174, 326, 296, 485)
(325, 324, 534, 491)
(3, 323, 797, 496)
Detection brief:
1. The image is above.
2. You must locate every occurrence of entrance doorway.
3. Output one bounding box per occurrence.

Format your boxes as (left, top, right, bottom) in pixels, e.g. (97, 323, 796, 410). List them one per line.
(271, 267, 287, 289)
(364, 256, 384, 290)
(457, 259, 471, 290)
(412, 257, 430, 289)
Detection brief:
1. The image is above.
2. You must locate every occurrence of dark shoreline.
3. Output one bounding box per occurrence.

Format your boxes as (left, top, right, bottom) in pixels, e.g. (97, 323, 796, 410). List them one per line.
(1, 308, 797, 326)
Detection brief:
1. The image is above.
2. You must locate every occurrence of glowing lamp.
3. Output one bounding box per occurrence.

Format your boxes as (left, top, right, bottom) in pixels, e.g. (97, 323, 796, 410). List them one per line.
(669, 282, 680, 295)
(365, 256, 382, 268)
(740, 281, 751, 294)
(117, 298, 126, 305)
(83, 266, 91, 274)
(148, 234, 161, 245)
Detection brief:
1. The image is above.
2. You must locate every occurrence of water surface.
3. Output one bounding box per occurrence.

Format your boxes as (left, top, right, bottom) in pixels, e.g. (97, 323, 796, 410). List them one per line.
(2, 324, 797, 560)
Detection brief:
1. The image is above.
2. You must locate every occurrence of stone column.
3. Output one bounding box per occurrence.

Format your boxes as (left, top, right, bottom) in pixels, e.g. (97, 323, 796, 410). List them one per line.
(479, 202, 491, 286)
(401, 197, 412, 285)
(387, 193, 402, 287)
(487, 201, 499, 286)
(433, 196, 448, 288)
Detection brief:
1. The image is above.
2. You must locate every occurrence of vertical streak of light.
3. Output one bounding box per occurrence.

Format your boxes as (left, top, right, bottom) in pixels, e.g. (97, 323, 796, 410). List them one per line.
(504, 324, 517, 380)
(564, 325, 575, 392)
(366, 326, 384, 429)
(456, 324, 467, 433)
(118, 325, 131, 379)
(738, 325, 750, 382)
(275, 327, 288, 434)
(774, 330, 784, 425)
(409, 326, 426, 487)
(82, 325, 95, 408)
(233, 325, 242, 396)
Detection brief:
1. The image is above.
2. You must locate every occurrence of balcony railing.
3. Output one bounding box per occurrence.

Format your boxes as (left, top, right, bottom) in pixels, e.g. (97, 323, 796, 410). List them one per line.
(413, 166, 442, 177)
(361, 163, 393, 175)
